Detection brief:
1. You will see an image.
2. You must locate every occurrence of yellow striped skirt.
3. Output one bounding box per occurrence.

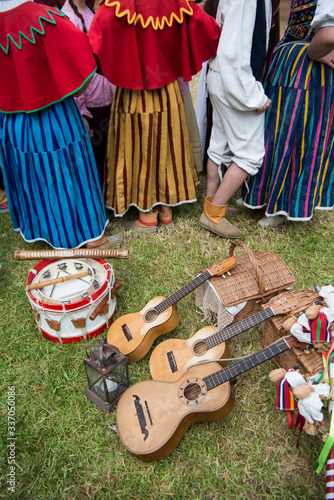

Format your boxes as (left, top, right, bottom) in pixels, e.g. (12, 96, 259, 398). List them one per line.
(104, 80, 198, 216)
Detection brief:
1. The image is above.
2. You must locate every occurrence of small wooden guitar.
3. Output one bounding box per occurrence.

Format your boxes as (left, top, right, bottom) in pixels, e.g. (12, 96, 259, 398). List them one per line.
(116, 336, 304, 461)
(149, 293, 303, 382)
(107, 257, 236, 363)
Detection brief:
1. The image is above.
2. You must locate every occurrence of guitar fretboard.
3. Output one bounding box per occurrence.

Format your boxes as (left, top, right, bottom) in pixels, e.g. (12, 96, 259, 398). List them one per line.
(155, 270, 212, 315)
(204, 337, 290, 391)
(206, 307, 274, 349)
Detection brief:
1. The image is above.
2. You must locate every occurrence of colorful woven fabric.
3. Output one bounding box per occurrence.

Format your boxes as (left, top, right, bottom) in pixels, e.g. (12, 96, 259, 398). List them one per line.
(242, 40, 334, 220)
(276, 378, 298, 411)
(104, 80, 198, 215)
(309, 312, 332, 343)
(283, 0, 316, 42)
(0, 99, 108, 248)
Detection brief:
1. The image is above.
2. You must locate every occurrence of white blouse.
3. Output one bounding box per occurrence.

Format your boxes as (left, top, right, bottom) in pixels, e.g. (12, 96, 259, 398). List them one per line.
(312, 0, 334, 29)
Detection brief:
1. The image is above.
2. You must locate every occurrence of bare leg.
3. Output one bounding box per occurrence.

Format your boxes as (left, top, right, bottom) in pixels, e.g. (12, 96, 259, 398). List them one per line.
(200, 160, 244, 238)
(206, 157, 221, 198)
(211, 162, 249, 206)
(159, 205, 171, 214)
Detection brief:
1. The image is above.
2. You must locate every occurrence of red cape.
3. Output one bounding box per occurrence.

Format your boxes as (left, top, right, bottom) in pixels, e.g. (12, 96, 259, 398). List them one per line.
(0, 2, 96, 113)
(89, 0, 221, 90)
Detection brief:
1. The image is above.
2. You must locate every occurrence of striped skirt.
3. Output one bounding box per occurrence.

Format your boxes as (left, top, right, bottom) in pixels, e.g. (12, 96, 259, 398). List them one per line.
(0, 98, 108, 248)
(242, 42, 334, 220)
(104, 80, 198, 216)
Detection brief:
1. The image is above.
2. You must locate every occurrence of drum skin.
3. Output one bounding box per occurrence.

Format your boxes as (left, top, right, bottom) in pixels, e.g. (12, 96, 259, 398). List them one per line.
(26, 259, 117, 344)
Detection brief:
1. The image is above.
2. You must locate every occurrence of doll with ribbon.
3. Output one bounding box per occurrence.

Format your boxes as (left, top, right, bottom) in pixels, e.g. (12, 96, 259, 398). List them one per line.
(283, 305, 334, 345)
(269, 366, 330, 442)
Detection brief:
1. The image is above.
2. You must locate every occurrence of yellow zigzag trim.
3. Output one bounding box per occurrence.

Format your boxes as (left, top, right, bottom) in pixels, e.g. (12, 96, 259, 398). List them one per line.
(103, 0, 194, 30)
(0, 8, 66, 54)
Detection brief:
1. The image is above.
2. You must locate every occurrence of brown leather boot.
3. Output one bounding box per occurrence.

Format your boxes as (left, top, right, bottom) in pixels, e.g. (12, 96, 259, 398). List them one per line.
(200, 194, 243, 238)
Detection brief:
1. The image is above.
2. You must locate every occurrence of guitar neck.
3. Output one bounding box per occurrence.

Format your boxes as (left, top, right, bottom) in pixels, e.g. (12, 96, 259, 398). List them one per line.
(155, 270, 212, 314)
(207, 307, 275, 349)
(204, 337, 291, 391)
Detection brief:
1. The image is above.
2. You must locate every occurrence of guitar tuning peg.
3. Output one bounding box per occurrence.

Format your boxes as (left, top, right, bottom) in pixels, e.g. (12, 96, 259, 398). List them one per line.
(227, 271, 231, 276)
(222, 274, 226, 279)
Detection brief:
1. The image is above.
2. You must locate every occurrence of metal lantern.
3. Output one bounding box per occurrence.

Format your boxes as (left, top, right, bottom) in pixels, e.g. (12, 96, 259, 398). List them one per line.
(83, 339, 130, 412)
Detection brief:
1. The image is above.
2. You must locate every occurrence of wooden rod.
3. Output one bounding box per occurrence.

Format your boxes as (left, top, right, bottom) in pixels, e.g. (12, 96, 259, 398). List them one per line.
(15, 248, 129, 261)
(26, 270, 90, 291)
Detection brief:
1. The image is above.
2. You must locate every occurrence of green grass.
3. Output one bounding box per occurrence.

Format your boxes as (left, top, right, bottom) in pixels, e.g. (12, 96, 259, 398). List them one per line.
(0, 174, 333, 500)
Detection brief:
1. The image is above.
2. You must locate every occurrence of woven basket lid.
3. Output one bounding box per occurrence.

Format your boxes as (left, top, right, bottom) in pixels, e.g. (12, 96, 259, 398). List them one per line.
(209, 241, 295, 307)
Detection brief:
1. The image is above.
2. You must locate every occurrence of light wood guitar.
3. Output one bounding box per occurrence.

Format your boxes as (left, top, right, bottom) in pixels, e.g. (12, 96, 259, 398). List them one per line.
(149, 293, 304, 382)
(116, 336, 304, 461)
(107, 257, 236, 363)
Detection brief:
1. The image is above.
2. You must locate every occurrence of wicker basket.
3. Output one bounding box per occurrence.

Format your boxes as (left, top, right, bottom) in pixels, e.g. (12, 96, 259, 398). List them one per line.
(196, 241, 295, 329)
(261, 288, 325, 375)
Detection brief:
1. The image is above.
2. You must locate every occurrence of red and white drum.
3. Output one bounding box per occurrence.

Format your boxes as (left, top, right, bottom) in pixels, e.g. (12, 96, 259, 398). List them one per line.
(26, 258, 118, 344)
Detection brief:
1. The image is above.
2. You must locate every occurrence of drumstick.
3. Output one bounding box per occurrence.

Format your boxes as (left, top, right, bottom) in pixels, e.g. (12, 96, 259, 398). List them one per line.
(26, 270, 90, 291)
(15, 248, 129, 260)
(89, 282, 121, 320)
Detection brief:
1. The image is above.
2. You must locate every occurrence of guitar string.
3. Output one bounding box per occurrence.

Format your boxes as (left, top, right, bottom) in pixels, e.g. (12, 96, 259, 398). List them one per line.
(150, 301, 296, 374)
(122, 341, 288, 416)
(108, 262, 235, 342)
(149, 303, 295, 372)
(108, 272, 214, 337)
(149, 315, 265, 370)
(118, 365, 226, 422)
(122, 353, 274, 440)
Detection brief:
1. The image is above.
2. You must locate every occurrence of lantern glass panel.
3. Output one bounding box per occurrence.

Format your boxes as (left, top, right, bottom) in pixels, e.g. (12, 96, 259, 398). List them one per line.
(84, 362, 106, 400)
(106, 362, 128, 400)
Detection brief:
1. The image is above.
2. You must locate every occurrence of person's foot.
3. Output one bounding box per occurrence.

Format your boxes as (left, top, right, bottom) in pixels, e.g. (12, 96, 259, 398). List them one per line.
(257, 215, 286, 228)
(86, 233, 123, 249)
(0, 200, 9, 213)
(200, 212, 243, 238)
(123, 210, 158, 233)
(158, 208, 174, 228)
(122, 220, 158, 233)
(200, 194, 243, 238)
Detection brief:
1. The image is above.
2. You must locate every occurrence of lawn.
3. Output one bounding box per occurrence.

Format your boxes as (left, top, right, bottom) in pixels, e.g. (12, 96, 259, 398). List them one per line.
(0, 169, 333, 499)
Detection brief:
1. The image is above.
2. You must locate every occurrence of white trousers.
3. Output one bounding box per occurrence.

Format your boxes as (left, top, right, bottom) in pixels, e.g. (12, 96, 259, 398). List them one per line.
(207, 69, 265, 176)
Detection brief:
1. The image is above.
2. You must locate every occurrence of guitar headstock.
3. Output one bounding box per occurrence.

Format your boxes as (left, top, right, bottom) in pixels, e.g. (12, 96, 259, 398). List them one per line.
(266, 294, 307, 315)
(207, 257, 237, 277)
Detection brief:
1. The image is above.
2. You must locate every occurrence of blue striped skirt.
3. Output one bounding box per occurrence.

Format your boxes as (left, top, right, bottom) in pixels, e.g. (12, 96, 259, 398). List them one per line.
(0, 98, 108, 248)
(242, 42, 334, 220)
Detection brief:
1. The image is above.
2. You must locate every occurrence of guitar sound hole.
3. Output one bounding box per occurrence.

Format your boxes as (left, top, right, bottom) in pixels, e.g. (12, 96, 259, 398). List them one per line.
(144, 309, 159, 323)
(183, 382, 201, 401)
(192, 340, 208, 356)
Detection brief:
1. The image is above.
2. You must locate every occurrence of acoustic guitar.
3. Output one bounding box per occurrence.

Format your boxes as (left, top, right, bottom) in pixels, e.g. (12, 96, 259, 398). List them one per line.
(116, 336, 304, 461)
(149, 293, 303, 382)
(107, 257, 236, 363)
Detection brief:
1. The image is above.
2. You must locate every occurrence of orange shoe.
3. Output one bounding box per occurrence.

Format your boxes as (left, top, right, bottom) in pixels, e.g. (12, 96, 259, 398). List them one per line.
(158, 208, 174, 228)
(123, 211, 158, 233)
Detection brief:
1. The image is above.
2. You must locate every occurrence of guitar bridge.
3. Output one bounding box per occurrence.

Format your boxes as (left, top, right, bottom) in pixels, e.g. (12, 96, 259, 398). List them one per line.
(122, 323, 132, 341)
(167, 351, 178, 373)
(133, 395, 149, 441)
